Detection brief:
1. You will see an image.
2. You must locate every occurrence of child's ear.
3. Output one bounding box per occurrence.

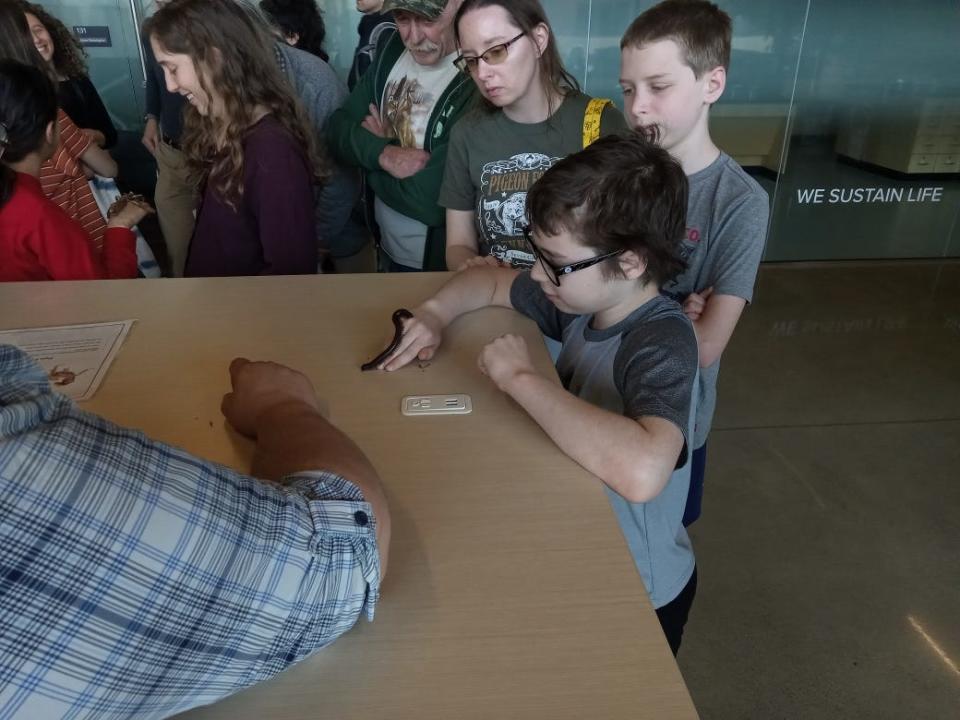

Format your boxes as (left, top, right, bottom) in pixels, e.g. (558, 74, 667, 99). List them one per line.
(618, 250, 647, 280)
(45, 120, 57, 146)
(703, 65, 726, 105)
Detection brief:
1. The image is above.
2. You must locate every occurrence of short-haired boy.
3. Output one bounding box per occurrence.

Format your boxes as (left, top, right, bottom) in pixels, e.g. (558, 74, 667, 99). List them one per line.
(619, 0, 770, 526)
(378, 132, 699, 654)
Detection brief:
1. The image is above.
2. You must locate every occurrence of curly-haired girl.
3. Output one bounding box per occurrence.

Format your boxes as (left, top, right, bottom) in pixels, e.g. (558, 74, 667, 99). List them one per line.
(23, 3, 117, 148)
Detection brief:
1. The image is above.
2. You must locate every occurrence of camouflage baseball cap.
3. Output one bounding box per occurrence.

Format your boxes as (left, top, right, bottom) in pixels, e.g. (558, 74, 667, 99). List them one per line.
(381, 0, 448, 19)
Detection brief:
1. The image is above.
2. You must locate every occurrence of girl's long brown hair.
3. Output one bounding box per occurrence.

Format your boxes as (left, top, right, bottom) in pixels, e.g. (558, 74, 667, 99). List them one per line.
(144, 0, 327, 209)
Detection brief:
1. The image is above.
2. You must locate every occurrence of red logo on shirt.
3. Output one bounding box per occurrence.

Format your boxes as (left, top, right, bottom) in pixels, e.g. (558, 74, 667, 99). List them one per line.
(687, 228, 701, 242)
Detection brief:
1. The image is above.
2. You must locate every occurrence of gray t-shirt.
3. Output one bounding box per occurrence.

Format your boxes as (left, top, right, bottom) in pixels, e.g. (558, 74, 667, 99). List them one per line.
(663, 152, 769, 447)
(440, 93, 627, 268)
(511, 272, 698, 608)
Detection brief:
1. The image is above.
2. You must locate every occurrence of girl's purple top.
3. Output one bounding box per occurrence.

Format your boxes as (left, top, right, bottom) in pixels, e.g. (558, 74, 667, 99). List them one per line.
(186, 116, 317, 277)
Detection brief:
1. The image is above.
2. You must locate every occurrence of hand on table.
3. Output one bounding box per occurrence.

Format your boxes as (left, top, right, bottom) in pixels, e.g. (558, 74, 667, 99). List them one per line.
(478, 334, 537, 393)
(379, 306, 445, 372)
(379, 145, 430, 179)
(221, 358, 322, 439)
(682, 287, 713, 322)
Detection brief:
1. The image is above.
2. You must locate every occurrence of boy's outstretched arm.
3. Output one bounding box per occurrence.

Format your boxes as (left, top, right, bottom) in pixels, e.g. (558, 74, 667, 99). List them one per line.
(380, 266, 519, 371)
(479, 336, 685, 503)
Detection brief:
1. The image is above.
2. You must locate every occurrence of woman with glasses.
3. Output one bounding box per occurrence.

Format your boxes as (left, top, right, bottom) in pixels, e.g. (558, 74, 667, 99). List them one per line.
(440, 0, 627, 272)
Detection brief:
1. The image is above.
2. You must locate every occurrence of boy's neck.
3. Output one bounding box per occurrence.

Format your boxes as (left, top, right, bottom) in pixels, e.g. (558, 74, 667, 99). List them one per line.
(6, 155, 42, 178)
(592, 280, 661, 330)
(668, 112, 721, 175)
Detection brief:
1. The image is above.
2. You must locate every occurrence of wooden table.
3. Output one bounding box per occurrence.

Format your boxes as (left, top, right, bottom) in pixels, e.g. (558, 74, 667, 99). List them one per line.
(0, 275, 698, 720)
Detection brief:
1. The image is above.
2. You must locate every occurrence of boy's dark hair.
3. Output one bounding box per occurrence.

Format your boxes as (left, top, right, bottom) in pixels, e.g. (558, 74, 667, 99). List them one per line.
(0, 59, 58, 208)
(526, 130, 688, 287)
(259, 0, 328, 62)
(620, 0, 731, 77)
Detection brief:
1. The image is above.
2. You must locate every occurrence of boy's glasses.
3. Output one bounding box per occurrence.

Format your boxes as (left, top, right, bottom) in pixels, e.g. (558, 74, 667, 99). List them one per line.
(454, 32, 526, 75)
(523, 227, 625, 287)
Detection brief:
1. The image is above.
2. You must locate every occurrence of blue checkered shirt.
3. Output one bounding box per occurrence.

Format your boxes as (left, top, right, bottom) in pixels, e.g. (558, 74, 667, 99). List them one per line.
(0, 345, 381, 719)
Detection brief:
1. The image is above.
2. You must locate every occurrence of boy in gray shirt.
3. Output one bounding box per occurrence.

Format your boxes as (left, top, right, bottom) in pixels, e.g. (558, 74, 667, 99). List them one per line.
(375, 132, 699, 654)
(620, 0, 769, 525)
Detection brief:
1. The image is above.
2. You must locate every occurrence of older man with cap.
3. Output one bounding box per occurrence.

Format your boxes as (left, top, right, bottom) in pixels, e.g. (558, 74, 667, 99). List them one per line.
(328, 0, 477, 272)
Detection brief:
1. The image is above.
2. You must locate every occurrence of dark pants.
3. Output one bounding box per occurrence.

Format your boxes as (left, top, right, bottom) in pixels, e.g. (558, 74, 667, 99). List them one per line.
(655, 566, 698, 656)
(682, 444, 707, 527)
(377, 249, 419, 273)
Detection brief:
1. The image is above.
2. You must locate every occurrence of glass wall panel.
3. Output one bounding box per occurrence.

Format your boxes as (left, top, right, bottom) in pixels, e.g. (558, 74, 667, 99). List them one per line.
(322, 2, 366, 79)
(766, 0, 960, 261)
(44, 0, 146, 130)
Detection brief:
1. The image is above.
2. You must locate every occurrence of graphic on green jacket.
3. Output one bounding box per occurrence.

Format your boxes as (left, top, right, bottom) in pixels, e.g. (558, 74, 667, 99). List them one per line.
(478, 152, 557, 268)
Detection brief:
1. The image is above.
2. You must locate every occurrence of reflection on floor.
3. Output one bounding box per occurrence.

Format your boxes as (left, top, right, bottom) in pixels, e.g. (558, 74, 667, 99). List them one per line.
(678, 259, 960, 719)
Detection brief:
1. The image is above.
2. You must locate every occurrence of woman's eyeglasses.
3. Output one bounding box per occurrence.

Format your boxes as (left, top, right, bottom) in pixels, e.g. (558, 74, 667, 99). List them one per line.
(454, 32, 526, 75)
(523, 227, 625, 287)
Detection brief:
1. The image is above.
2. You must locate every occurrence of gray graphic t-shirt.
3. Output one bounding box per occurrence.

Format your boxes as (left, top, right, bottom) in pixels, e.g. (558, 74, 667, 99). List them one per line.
(511, 272, 698, 608)
(376, 50, 460, 269)
(663, 152, 769, 447)
(440, 93, 627, 268)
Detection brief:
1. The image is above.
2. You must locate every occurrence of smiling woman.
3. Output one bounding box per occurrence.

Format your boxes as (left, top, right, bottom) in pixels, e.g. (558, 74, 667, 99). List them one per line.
(143, 0, 328, 278)
(23, 3, 118, 148)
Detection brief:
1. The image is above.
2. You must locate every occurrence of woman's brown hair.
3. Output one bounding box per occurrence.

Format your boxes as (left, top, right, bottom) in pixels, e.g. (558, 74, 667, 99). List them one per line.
(454, 0, 580, 114)
(24, 3, 89, 79)
(0, 0, 53, 79)
(143, 0, 327, 209)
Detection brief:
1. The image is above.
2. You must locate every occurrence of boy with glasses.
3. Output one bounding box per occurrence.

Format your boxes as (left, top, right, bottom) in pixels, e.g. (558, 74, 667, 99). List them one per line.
(376, 131, 699, 654)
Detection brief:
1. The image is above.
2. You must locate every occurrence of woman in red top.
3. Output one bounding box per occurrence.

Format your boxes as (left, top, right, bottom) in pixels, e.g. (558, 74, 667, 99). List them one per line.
(0, 60, 150, 281)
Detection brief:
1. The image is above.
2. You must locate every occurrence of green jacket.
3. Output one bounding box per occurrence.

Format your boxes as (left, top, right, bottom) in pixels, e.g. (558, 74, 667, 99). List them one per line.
(327, 30, 478, 270)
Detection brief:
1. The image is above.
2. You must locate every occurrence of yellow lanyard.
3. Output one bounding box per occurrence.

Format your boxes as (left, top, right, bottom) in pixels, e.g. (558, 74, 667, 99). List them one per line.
(582, 98, 612, 149)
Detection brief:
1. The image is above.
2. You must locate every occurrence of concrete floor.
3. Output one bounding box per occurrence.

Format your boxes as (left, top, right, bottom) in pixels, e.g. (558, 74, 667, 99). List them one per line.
(677, 260, 960, 718)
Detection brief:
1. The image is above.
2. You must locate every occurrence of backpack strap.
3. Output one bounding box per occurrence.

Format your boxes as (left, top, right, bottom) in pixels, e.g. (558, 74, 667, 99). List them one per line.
(582, 98, 612, 148)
